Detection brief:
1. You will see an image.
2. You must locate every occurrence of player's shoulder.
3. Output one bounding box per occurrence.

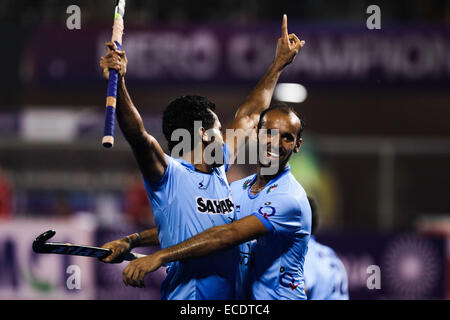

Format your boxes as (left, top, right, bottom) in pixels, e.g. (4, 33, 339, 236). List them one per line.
(143, 154, 184, 189)
(270, 171, 305, 196)
(274, 174, 309, 206)
(167, 154, 211, 176)
(165, 154, 186, 170)
(265, 191, 306, 218)
(285, 172, 307, 193)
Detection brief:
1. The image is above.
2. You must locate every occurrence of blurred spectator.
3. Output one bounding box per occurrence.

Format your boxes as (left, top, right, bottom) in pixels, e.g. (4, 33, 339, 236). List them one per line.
(0, 166, 12, 219)
(123, 172, 155, 227)
(52, 194, 72, 219)
(304, 196, 349, 300)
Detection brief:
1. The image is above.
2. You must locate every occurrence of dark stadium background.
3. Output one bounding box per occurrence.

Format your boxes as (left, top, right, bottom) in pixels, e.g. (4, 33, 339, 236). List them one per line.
(0, 0, 449, 300)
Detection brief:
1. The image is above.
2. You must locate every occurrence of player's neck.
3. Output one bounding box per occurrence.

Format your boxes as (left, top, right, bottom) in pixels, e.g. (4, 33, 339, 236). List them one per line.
(253, 163, 287, 191)
(194, 163, 214, 174)
(183, 149, 214, 174)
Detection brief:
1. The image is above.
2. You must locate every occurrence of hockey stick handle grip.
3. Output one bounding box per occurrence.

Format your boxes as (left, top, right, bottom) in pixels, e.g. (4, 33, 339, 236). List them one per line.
(102, 63, 120, 148)
(102, 14, 124, 148)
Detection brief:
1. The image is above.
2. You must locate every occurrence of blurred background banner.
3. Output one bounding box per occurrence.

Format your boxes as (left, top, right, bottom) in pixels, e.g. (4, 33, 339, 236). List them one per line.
(96, 227, 165, 300)
(317, 233, 447, 300)
(0, 0, 449, 300)
(0, 219, 96, 299)
(26, 24, 450, 85)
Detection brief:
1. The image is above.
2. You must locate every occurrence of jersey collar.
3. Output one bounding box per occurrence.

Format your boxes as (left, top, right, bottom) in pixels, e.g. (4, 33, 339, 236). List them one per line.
(246, 165, 291, 199)
(178, 158, 218, 175)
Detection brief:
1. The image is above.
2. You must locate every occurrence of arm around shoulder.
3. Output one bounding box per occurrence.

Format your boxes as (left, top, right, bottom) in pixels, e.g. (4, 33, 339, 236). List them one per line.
(120, 215, 269, 287)
(158, 214, 269, 266)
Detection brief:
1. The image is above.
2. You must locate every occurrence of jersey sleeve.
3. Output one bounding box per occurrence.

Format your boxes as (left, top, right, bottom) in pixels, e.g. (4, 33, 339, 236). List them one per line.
(142, 154, 181, 209)
(252, 193, 310, 236)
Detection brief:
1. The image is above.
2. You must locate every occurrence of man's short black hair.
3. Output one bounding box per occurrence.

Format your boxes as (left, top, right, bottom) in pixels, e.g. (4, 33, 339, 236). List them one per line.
(307, 196, 319, 235)
(257, 103, 305, 141)
(162, 95, 217, 153)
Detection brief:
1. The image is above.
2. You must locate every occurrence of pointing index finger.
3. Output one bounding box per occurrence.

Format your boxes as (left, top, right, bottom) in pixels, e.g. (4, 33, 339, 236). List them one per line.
(282, 14, 288, 39)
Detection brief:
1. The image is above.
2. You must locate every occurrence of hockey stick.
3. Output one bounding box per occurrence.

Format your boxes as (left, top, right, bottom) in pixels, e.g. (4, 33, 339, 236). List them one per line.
(102, 0, 126, 148)
(32, 230, 146, 261)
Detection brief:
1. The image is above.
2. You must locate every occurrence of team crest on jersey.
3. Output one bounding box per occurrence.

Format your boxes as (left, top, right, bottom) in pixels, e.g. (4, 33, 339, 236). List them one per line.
(242, 179, 252, 190)
(258, 205, 276, 219)
(267, 184, 278, 194)
(196, 196, 234, 215)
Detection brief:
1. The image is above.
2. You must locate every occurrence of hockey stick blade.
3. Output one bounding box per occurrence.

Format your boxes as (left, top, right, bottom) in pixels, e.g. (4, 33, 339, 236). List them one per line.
(32, 230, 145, 261)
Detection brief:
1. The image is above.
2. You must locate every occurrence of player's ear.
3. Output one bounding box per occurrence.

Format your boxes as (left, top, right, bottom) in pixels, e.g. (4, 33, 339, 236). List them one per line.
(294, 138, 302, 153)
(198, 127, 209, 143)
(203, 130, 210, 143)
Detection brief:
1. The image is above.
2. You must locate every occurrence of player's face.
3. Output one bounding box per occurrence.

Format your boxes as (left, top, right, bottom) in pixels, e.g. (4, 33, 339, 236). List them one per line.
(207, 111, 224, 146)
(257, 110, 302, 170)
(203, 111, 225, 167)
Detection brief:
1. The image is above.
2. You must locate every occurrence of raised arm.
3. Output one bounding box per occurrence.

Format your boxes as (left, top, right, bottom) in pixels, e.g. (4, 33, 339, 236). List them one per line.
(225, 14, 305, 163)
(122, 215, 268, 287)
(100, 42, 167, 183)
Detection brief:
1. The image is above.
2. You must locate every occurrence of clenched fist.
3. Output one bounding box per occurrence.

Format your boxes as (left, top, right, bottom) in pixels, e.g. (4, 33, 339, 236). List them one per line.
(99, 41, 128, 80)
(122, 252, 164, 288)
(100, 237, 131, 264)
